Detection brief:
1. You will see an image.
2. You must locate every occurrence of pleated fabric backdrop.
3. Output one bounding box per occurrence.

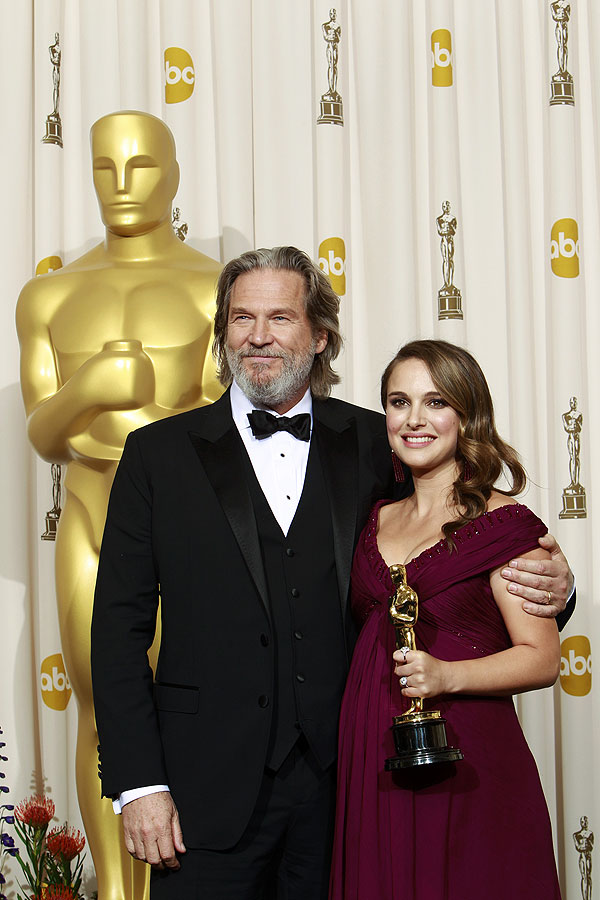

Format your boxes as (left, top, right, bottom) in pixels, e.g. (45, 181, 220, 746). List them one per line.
(0, 1, 596, 896)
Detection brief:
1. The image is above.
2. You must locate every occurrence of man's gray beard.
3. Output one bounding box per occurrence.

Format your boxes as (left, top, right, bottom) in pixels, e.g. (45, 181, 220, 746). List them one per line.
(225, 341, 317, 409)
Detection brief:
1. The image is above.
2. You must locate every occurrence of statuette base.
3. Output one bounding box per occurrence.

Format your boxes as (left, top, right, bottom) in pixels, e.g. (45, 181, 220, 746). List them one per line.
(550, 76, 575, 106)
(41, 510, 60, 541)
(559, 487, 586, 519)
(318, 98, 344, 126)
(437, 286, 463, 320)
(43, 114, 63, 147)
(385, 709, 463, 770)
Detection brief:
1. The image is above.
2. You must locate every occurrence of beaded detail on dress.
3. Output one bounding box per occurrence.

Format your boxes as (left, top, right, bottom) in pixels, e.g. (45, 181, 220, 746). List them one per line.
(364, 500, 525, 573)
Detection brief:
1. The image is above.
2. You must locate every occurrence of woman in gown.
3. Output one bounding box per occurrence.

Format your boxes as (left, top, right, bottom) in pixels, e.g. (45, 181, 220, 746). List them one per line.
(329, 340, 562, 900)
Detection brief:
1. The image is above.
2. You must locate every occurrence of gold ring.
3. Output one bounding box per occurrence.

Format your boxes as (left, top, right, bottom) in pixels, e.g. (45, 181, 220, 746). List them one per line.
(546, 591, 552, 604)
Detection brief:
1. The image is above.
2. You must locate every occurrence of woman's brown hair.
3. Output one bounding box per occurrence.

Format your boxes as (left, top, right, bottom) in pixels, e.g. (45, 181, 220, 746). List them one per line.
(381, 339, 526, 545)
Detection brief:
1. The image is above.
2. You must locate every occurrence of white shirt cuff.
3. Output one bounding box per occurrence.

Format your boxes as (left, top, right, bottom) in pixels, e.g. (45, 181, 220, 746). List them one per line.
(112, 784, 170, 815)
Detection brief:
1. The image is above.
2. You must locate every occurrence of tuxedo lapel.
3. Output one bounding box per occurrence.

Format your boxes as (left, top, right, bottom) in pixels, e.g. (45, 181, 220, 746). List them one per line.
(187, 392, 269, 615)
(313, 401, 359, 618)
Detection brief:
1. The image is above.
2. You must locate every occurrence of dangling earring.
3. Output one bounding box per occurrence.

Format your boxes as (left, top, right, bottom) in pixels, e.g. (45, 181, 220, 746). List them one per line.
(462, 459, 473, 482)
(392, 450, 405, 482)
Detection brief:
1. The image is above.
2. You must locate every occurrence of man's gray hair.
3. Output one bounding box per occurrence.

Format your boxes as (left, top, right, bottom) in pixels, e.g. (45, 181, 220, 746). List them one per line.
(212, 246, 342, 398)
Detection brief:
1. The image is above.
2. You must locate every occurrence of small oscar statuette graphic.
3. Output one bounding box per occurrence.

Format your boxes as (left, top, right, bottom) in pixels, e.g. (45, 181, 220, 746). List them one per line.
(171, 207, 188, 241)
(385, 564, 463, 770)
(550, 1, 575, 106)
(317, 8, 343, 125)
(41, 463, 62, 541)
(572, 816, 594, 900)
(560, 396, 586, 518)
(437, 201, 463, 320)
(42, 32, 63, 147)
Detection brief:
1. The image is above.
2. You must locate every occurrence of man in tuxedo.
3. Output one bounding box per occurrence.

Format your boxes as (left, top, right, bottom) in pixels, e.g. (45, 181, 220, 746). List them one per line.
(91, 246, 573, 899)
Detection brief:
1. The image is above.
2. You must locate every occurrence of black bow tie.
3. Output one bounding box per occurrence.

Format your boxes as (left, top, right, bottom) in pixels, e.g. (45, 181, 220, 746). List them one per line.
(247, 410, 311, 441)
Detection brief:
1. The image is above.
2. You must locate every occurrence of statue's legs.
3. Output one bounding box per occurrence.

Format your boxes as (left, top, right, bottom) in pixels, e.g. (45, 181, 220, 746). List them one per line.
(55, 492, 150, 900)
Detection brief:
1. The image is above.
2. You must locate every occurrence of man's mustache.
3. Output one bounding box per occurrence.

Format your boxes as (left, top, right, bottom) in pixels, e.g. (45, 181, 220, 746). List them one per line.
(239, 349, 285, 359)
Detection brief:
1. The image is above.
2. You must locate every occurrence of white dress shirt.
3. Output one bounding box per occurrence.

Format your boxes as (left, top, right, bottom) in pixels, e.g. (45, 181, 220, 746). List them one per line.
(114, 381, 313, 813)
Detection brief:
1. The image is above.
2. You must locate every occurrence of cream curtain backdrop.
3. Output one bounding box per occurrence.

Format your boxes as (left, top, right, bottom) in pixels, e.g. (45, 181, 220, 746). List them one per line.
(0, 0, 596, 896)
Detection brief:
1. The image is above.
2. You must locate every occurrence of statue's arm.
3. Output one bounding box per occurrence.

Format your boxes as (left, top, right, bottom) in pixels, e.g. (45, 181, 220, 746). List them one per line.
(16, 281, 102, 462)
(16, 280, 154, 462)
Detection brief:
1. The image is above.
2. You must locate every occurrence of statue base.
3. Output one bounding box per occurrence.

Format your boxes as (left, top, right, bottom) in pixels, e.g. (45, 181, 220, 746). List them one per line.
(559, 486, 586, 519)
(41, 510, 60, 541)
(318, 95, 344, 126)
(550, 74, 575, 106)
(438, 286, 463, 320)
(43, 113, 63, 147)
(385, 709, 463, 770)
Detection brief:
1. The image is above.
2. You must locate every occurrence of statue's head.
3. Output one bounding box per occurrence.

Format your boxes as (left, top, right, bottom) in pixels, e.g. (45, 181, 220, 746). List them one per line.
(442, 200, 450, 214)
(91, 110, 180, 237)
(330, 8, 337, 20)
(570, 396, 577, 410)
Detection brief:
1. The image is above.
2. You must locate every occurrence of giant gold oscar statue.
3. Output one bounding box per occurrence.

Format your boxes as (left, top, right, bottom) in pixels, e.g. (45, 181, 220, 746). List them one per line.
(16, 110, 222, 900)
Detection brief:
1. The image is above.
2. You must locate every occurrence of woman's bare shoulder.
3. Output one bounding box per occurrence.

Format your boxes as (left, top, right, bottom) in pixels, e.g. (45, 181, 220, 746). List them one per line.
(486, 491, 519, 513)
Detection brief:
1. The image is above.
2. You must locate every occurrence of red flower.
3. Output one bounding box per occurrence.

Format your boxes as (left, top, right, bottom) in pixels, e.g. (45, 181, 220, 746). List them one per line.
(37, 888, 77, 900)
(46, 825, 85, 861)
(15, 794, 55, 829)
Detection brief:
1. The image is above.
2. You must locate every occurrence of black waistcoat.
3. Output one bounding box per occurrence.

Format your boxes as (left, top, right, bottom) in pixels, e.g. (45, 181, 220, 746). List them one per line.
(243, 438, 349, 771)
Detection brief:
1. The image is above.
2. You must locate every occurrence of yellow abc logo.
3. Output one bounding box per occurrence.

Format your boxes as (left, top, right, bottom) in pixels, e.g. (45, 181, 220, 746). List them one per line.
(318, 237, 346, 296)
(35, 256, 63, 275)
(40, 652, 72, 710)
(431, 29, 453, 86)
(551, 218, 579, 277)
(164, 47, 195, 104)
(560, 635, 591, 697)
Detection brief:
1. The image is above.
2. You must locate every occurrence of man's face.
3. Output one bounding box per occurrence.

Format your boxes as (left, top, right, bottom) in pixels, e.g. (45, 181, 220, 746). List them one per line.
(225, 268, 328, 414)
(91, 115, 178, 236)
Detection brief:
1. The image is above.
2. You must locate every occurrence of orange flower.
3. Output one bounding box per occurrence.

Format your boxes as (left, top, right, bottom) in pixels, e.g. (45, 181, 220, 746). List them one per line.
(37, 887, 77, 900)
(46, 825, 85, 861)
(15, 794, 55, 828)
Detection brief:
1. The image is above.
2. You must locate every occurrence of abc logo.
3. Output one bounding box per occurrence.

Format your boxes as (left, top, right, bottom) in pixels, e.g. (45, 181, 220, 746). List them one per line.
(551, 218, 579, 278)
(164, 47, 195, 104)
(318, 237, 346, 296)
(560, 635, 591, 697)
(40, 653, 72, 711)
(35, 256, 63, 275)
(431, 29, 453, 87)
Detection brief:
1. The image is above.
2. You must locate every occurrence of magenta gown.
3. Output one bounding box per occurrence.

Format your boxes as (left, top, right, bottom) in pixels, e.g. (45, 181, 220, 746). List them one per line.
(329, 502, 561, 900)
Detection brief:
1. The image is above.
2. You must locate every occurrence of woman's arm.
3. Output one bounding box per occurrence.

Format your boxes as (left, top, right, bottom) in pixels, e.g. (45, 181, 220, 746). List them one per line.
(394, 547, 561, 699)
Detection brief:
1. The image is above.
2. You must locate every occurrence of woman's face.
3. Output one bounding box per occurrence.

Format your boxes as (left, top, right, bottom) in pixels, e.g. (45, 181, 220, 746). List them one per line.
(385, 358, 461, 476)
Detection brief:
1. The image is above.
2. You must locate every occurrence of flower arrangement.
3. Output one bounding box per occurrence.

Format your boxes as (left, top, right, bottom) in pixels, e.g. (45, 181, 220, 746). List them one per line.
(0, 727, 88, 900)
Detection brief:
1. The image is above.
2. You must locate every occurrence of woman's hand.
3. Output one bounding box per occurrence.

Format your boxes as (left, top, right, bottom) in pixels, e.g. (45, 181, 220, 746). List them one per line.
(392, 648, 451, 700)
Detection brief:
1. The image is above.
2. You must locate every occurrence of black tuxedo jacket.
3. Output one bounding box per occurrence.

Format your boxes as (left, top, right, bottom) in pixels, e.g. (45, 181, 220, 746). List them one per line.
(91, 390, 397, 849)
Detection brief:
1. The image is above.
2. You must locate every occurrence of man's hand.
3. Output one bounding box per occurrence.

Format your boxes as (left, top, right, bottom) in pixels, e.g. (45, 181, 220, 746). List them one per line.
(501, 533, 573, 619)
(121, 791, 185, 870)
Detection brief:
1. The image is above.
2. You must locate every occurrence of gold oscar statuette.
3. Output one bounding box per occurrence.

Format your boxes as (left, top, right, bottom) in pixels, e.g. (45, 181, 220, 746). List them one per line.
(42, 32, 63, 147)
(17, 110, 222, 900)
(550, 1, 575, 106)
(384, 564, 463, 770)
(572, 816, 593, 900)
(317, 8, 344, 125)
(171, 206, 188, 241)
(41, 463, 62, 541)
(436, 201, 463, 320)
(560, 396, 586, 518)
